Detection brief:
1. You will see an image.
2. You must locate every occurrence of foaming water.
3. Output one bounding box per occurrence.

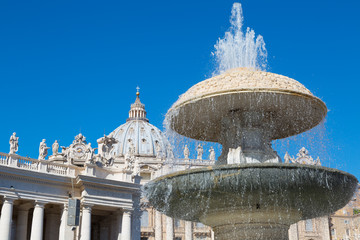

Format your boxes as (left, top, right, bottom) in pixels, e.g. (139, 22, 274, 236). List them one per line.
(212, 2, 267, 74)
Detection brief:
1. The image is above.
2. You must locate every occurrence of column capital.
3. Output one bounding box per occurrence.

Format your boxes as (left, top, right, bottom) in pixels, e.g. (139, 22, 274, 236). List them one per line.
(2, 195, 17, 203)
(34, 200, 47, 207)
(81, 203, 94, 207)
(81, 203, 93, 212)
(122, 209, 133, 215)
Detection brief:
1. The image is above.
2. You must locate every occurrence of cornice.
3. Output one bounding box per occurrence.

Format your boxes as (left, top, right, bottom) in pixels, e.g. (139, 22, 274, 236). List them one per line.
(76, 174, 141, 193)
(0, 165, 75, 187)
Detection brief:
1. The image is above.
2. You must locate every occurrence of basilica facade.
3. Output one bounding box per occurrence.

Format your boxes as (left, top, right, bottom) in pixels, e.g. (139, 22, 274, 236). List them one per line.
(0, 91, 358, 240)
(0, 91, 215, 240)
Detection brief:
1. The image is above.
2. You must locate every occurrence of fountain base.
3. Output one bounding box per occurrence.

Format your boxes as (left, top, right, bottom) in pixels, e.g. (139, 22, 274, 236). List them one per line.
(214, 223, 289, 240)
(201, 208, 300, 240)
(145, 164, 358, 240)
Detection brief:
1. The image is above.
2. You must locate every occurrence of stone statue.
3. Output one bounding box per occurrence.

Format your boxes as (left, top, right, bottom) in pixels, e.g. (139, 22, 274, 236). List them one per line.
(74, 133, 86, 144)
(124, 155, 132, 171)
(133, 159, 140, 176)
(167, 145, 174, 159)
(284, 152, 291, 163)
(9, 132, 19, 154)
(196, 144, 203, 160)
(85, 143, 96, 164)
(285, 148, 321, 166)
(184, 145, 190, 159)
(155, 142, 162, 158)
(209, 147, 215, 161)
(129, 142, 135, 156)
(38, 139, 50, 160)
(61, 146, 68, 155)
(124, 143, 135, 171)
(97, 134, 118, 166)
(52, 140, 59, 155)
(297, 147, 309, 158)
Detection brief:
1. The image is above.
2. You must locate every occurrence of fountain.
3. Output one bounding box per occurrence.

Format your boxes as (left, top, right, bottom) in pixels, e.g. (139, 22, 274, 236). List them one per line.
(144, 3, 358, 240)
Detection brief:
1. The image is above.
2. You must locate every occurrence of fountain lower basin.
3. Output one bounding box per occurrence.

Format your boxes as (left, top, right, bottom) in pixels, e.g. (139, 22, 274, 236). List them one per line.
(145, 163, 358, 240)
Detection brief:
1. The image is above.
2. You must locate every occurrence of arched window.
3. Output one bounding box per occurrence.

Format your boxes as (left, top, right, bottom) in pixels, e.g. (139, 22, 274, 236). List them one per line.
(196, 222, 205, 228)
(174, 219, 181, 228)
(305, 219, 313, 232)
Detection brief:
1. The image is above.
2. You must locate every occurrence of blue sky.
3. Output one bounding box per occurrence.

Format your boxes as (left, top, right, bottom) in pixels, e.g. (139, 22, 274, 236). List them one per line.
(0, 0, 359, 179)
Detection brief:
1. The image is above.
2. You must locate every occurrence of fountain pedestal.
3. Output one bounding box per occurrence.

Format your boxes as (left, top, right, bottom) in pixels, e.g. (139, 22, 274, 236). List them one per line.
(202, 208, 300, 240)
(219, 111, 281, 164)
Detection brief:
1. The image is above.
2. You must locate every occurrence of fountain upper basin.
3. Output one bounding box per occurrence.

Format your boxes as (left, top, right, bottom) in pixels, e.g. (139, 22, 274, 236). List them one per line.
(144, 163, 358, 225)
(167, 68, 327, 141)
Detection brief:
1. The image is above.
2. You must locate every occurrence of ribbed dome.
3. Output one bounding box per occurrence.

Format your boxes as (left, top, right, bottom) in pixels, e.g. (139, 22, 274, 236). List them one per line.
(109, 90, 171, 158)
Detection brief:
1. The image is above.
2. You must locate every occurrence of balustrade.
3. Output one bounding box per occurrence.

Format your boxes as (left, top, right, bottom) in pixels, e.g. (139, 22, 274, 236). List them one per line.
(17, 157, 38, 170)
(0, 153, 8, 165)
(46, 163, 68, 175)
(0, 152, 79, 177)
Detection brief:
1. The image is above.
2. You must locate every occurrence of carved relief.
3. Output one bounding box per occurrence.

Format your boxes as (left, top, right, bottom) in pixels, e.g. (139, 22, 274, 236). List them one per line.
(285, 147, 321, 166)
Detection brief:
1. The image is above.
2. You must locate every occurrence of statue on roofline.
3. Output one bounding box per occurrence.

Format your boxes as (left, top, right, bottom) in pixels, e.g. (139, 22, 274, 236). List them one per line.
(197, 144, 203, 160)
(184, 145, 190, 159)
(9, 132, 19, 154)
(38, 139, 50, 160)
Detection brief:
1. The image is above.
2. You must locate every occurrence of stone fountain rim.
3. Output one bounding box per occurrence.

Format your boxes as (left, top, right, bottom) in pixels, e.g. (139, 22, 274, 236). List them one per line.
(168, 88, 327, 114)
(150, 163, 357, 183)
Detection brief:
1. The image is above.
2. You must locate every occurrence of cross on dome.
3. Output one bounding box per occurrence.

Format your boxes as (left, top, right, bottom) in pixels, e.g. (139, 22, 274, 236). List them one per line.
(136, 86, 140, 96)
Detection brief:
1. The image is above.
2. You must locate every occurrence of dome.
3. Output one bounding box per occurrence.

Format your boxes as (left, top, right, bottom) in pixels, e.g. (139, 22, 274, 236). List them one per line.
(109, 89, 171, 158)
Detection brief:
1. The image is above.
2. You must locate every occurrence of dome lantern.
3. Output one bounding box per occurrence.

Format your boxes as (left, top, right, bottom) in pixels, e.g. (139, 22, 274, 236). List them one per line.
(127, 87, 148, 122)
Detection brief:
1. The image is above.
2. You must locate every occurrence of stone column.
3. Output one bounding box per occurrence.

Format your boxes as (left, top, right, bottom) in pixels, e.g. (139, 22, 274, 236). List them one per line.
(109, 213, 117, 240)
(58, 204, 68, 240)
(0, 197, 15, 240)
(30, 201, 46, 240)
(80, 204, 92, 240)
(44, 209, 60, 240)
(99, 219, 110, 240)
(116, 210, 123, 240)
(166, 216, 174, 240)
(154, 210, 162, 240)
(288, 223, 299, 240)
(211, 229, 215, 240)
(16, 208, 30, 240)
(121, 210, 132, 240)
(185, 221, 193, 240)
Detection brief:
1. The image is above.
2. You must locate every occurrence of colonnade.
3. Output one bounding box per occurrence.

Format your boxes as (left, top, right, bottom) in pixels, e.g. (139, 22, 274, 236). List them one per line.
(0, 197, 133, 240)
(153, 210, 197, 240)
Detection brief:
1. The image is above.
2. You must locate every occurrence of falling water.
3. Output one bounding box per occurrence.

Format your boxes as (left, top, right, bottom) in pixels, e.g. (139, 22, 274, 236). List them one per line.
(212, 2, 267, 74)
(147, 3, 358, 240)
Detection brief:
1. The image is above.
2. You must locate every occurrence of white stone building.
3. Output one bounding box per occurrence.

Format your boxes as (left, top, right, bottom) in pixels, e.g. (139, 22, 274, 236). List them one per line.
(0, 91, 215, 240)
